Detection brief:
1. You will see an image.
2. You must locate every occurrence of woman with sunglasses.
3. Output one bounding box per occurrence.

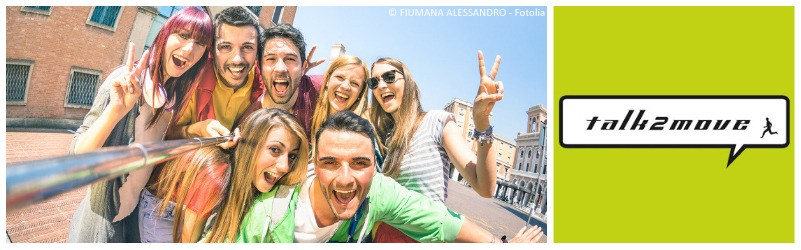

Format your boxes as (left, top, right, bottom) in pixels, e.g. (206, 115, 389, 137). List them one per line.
(204, 108, 310, 242)
(368, 52, 504, 242)
(68, 7, 213, 243)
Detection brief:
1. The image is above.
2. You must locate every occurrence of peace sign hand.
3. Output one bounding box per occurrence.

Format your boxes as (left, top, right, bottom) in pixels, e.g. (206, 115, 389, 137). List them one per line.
(109, 43, 149, 118)
(303, 45, 326, 75)
(474, 50, 504, 120)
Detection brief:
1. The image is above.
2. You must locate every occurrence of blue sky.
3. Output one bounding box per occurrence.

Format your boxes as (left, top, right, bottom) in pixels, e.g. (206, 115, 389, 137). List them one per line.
(294, 6, 547, 141)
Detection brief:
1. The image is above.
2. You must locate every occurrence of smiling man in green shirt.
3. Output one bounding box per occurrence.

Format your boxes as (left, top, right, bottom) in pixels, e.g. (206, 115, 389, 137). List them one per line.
(237, 111, 543, 243)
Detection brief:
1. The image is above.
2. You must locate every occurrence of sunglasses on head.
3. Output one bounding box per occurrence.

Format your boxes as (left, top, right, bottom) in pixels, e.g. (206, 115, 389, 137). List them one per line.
(368, 70, 403, 89)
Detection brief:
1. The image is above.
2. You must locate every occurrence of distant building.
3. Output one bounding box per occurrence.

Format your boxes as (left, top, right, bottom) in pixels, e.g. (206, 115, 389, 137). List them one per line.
(330, 43, 346, 60)
(443, 98, 516, 183)
(7, 6, 143, 128)
(206, 6, 297, 29)
(496, 104, 547, 213)
(6, 6, 297, 129)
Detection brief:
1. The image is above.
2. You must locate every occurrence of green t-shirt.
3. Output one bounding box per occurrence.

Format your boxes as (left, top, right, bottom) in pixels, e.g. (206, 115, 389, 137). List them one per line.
(237, 174, 464, 243)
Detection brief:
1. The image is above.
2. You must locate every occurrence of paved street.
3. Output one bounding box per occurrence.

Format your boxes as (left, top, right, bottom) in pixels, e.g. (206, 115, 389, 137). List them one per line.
(5, 129, 548, 243)
(6, 129, 83, 243)
(445, 180, 547, 243)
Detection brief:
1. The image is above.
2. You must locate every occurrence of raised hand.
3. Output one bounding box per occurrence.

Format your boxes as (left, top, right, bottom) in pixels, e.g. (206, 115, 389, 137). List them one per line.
(188, 119, 231, 138)
(473, 50, 504, 120)
(303, 45, 326, 75)
(508, 226, 544, 243)
(218, 127, 241, 150)
(109, 43, 149, 117)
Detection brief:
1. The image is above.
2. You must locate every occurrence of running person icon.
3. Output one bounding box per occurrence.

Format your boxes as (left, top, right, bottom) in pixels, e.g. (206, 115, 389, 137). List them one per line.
(761, 117, 779, 138)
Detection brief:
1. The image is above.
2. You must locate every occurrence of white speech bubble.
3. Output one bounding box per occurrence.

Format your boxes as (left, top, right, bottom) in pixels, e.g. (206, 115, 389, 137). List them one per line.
(560, 96, 789, 167)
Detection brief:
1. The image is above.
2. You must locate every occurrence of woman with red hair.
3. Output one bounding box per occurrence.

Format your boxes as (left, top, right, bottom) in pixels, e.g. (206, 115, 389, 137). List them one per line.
(67, 6, 214, 243)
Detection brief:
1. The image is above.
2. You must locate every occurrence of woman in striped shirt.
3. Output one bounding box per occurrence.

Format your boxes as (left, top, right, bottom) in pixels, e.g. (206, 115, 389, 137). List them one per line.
(368, 52, 505, 242)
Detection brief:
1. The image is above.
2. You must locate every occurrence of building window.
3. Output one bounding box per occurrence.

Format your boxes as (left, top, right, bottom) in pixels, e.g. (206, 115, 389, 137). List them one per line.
(525, 163, 530, 172)
(6, 60, 34, 105)
(528, 149, 532, 158)
(158, 6, 184, 17)
(247, 6, 262, 16)
(520, 150, 524, 157)
(518, 163, 522, 170)
(272, 6, 284, 24)
(65, 68, 102, 108)
(21, 6, 52, 15)
(87, 6, 123, 31)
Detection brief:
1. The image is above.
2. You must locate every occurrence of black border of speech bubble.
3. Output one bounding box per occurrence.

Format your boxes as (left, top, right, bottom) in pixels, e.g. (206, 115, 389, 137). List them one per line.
(558, 95, 790, 167)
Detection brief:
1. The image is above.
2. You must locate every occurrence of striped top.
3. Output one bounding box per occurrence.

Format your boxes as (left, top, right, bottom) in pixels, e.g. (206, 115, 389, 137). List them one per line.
(394, 110, 453, 203)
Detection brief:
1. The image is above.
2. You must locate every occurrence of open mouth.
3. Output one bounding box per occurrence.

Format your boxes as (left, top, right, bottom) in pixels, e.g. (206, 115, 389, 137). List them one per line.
(332, 189, 357, 206)
(334, 92, 349, 103)
(264, 172, 278, 185)
(273, 79, 289, 95)
(228, 65, 245, 78)
(381, 93, 395, 103)
(172, 55, 188, 68)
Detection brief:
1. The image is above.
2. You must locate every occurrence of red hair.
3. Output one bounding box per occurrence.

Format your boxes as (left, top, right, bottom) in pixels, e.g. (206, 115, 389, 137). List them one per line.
(145, 7, 214, 127)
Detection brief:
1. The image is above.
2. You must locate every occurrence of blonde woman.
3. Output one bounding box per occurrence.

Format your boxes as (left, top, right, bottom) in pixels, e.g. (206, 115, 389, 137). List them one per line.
(139, 147, 231, 243)
(309, 55, 371, 146)
(307, 55, 385, 174)
(204, 108, 310, 242)
(368, 53, 504, 242)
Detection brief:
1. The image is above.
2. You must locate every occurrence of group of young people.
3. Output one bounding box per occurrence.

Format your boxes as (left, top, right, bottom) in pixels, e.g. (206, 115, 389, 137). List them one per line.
(67, 6, 543, 243)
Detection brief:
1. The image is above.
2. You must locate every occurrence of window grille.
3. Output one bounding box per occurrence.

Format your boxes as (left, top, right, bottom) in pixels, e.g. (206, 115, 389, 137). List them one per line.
(6, 62, 33, 104)
(65, 68, 101, 108)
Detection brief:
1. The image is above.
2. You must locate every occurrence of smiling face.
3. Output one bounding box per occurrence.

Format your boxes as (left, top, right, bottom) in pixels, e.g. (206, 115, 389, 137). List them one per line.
(213, 23, 258, 89)
(326, 64, 366, 114)
(314, 130, 376, 221)
(261, 37, 304, 105)
(162, 28, 208, 79)
(252, 126, 301, 193)
(370, 63, 405, 115)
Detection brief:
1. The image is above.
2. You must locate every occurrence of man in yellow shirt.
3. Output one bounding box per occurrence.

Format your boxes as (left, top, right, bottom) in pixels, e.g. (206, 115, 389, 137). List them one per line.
(168, 6, 262, 141)
(170, 9, 324, 142)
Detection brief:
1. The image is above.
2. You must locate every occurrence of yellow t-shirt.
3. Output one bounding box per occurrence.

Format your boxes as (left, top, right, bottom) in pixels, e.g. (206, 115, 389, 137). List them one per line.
(176, 66, 256, 131)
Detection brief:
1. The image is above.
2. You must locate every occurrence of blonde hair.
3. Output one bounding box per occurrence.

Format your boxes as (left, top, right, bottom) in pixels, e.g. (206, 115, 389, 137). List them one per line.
(310, 55, 370, 147)
(151, 146, 231, 243)
(207, 108, 310, 242)
(369, 58, 424, 178)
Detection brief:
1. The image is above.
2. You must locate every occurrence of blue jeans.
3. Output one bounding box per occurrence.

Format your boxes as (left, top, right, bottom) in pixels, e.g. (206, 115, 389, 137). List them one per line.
(138, 189, 176, 243)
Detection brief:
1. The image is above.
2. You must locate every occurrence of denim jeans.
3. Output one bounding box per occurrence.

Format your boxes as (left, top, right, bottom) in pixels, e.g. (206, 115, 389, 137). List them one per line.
(138, 189, 176, 243)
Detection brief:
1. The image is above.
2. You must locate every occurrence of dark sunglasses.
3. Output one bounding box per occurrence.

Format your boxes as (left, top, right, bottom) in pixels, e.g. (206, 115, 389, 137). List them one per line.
(368, 70, 403, 89)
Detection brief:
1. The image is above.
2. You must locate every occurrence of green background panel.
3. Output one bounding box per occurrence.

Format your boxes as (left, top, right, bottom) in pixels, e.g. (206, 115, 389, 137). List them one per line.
(554, 7, 793, 242)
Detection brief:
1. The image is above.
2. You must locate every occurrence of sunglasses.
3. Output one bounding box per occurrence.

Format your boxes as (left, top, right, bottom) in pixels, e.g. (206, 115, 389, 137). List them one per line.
(368, 70, 403, 89)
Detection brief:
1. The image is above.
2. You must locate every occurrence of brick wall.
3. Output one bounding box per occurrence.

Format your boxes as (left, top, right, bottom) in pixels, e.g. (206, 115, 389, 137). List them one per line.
(6, 6, 136, 121)
(258, 6, 297, 27)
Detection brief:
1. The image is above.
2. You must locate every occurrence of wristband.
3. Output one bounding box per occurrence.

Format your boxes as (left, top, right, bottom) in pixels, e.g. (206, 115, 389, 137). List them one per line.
(472, 125, 494, 146)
